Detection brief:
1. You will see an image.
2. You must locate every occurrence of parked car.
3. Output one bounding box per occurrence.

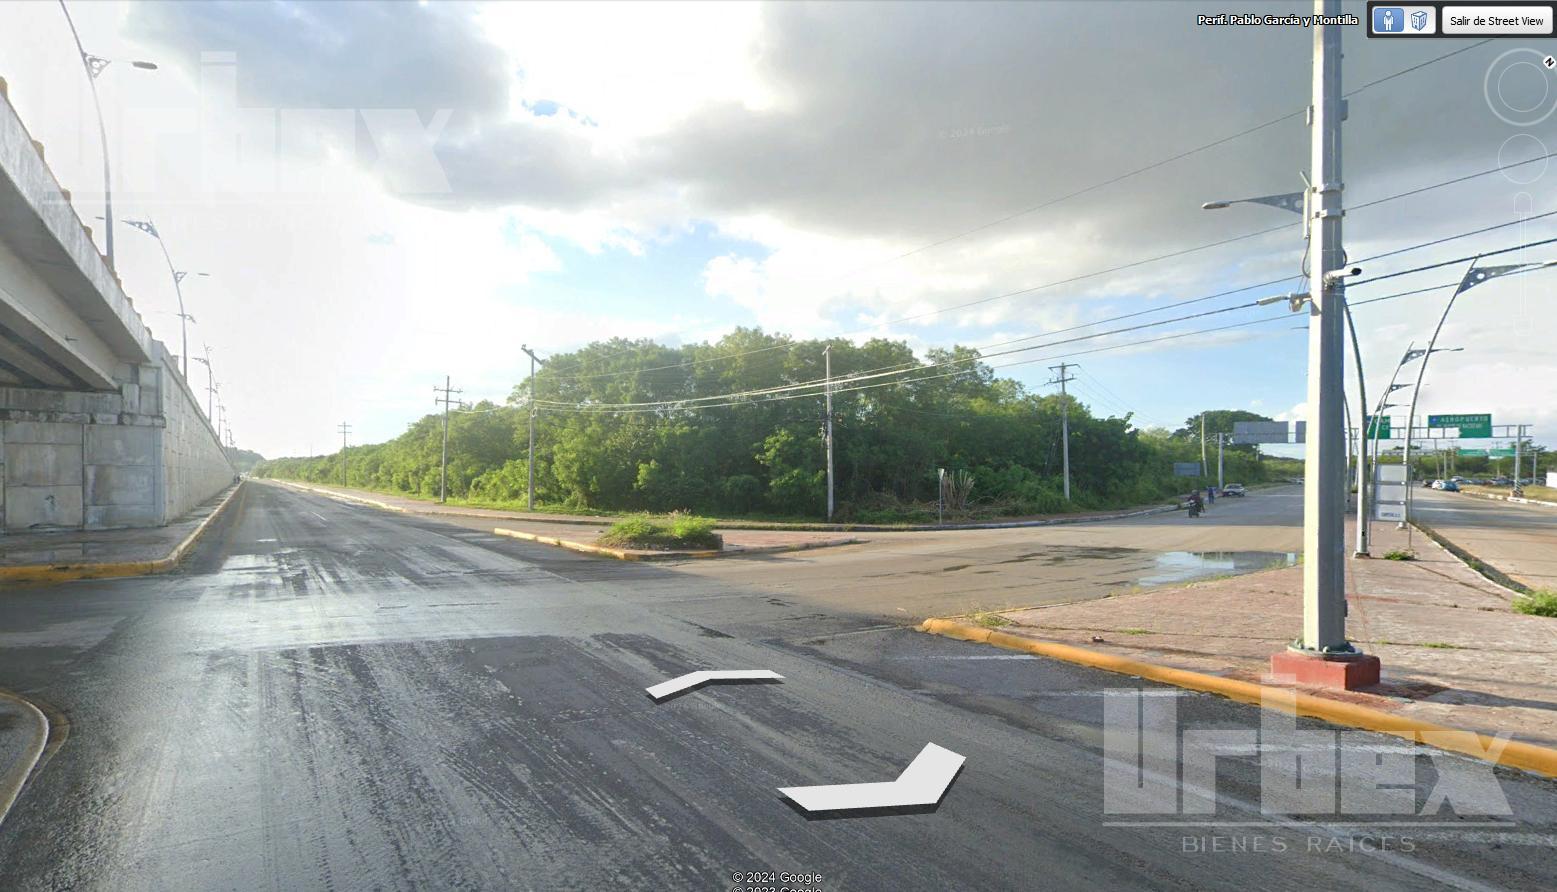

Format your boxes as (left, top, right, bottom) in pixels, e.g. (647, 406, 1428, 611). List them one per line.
(1430, 479, 1446, 489)
(1221, 483, 1246, 496)
(1441, 481, 1460, 492)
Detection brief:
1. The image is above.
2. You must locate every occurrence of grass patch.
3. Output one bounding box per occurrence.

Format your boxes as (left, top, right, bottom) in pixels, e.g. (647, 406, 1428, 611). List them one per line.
(1514, 590, 1557, 618)
(1382, 548, 1415, 561)
(1119, 628, 1154, 636)
(596, 513, 722, 551)
(1421, 642, 1464, 649)
(970, 611, 1014, 629)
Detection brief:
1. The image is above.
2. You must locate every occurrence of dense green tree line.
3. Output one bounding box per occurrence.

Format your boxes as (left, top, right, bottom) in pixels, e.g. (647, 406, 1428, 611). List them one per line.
(255, 329, 1284, 520)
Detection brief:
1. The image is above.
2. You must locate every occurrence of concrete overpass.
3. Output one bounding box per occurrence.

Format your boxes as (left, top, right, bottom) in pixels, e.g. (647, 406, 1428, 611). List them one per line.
(0, 78, 234, 532)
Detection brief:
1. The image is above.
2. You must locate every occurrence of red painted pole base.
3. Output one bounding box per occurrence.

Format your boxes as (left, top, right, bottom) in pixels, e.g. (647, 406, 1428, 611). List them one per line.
(1269, 650, 1381, 691)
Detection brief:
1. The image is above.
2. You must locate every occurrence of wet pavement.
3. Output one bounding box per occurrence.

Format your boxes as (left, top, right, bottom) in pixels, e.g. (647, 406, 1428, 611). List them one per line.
(0, 483, 1554, 890)
(1410, 487, 1557, 591)
(0, 486, 237, 569)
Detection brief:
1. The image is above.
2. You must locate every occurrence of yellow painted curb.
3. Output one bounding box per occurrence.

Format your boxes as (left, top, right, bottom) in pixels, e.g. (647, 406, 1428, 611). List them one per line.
(0, 689, 48, 829)
(491, 527, 861, 562)
(0, 481, 245, 585)
(491, 527, 720, 561)
(918, 617, 1557, 780)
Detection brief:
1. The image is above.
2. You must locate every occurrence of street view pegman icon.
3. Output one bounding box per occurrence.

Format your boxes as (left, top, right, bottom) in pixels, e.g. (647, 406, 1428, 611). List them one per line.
(1373, 6, 1404, 32)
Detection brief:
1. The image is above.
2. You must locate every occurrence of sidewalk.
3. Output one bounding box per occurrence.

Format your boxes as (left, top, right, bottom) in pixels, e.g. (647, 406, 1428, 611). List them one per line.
(958, 518, 1557, 750)
(0, 483, 241, 582)
(262, 479, 1180, 532)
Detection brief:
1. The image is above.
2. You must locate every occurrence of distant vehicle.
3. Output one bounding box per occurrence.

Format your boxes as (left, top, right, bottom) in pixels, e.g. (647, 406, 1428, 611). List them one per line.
(1493, 477, 1512, 486)
(1430, 479, 1446, 489)
(1222, 483, 1246, 496)
(1441, 480, 1460, 492)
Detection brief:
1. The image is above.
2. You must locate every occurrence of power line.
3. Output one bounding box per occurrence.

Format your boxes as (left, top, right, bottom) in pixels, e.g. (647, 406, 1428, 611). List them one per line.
(530, 264, 1544, 420)
(537, 223, 1557, 414)
(549, 148, 1550, 385)
(814, 40, 1493, 284)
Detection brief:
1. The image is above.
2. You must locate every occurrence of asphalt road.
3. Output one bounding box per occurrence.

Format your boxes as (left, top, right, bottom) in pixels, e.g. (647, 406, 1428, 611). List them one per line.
(1, 482, 1554, 891)
(1409, 487, 1557, 591)
(660, 485, 1306, 620)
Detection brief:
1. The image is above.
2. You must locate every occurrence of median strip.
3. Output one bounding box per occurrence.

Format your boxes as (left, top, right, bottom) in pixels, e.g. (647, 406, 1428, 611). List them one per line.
(490, 526, 860, 561)
(0, 690, 49, 830)
(917, 617, 1557, 779)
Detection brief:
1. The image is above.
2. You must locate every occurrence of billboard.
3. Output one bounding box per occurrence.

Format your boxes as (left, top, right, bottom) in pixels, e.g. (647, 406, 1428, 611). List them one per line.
(1231, 420, 1305, 444)
(1173, 462, 1203, 477)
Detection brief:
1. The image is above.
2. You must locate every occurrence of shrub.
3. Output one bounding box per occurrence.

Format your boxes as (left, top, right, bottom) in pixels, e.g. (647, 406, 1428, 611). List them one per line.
(597, 514, 722, 551)
(1514, 590, 1557, 618)
(1382, 549, 1415, 561)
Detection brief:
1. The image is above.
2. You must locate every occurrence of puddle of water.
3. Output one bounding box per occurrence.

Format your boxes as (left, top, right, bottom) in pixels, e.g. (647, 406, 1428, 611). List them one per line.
(1138, 550, 1297, 587)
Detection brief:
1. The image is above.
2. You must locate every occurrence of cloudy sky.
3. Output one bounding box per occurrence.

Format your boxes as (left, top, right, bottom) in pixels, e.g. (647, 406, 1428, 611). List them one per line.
(3, 0, 1554, 459)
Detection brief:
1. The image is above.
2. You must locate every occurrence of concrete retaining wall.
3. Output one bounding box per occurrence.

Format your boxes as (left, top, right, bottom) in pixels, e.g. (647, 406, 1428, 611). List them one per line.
(0, 346, 233, 531)
(155, 343, 234, 521)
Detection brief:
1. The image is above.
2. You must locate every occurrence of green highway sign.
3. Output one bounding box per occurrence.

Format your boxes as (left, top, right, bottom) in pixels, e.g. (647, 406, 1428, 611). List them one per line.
(1458, 448, 1489, 457)
(1428, 413, 1492, 438)
(1365, 415, 1391, 439)
(1490, 448, 1517, 457)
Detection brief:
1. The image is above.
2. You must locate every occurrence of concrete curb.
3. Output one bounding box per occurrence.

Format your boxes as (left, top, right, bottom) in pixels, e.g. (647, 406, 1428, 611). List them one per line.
(491, 526, 861, 562)
(273, 480, 407, 513)
(1459, 490, 1557, 509)
(0, 690, 49, 830)
(917, 617, 1557, 779)
(0, 481, 245, 585)
(264, 478, 1182, 532)
(1409, 520, 1532, 598)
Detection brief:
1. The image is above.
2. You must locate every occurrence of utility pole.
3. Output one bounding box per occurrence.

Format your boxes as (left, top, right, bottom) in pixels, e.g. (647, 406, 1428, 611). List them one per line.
(1514, 423, 1525, 492)
(1048, 362, 1076, 500)
(1200, 411, 1208, 473)
(824, 345, 835, 520)
(338, 422, 351, 488)
(1217, 432, 1225, 492)
(520, 345, 544, 511)
(1278, 0, 1371, 681)
(434, 376, 463, 504)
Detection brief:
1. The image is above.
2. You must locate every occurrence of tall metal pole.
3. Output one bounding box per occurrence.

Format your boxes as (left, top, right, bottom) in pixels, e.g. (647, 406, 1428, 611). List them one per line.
(1217, 432, 1225, 492)
(1200, 412, 1208, 473)
(434, 376, 461, 504)
(521, 345, 543, 511)
(824, 345, 835, 520)
(203, 344, 214, 420)
(1345, 297, 1371, 557)
(59, 1, 116, 271)
(338, 422, 351, 488)
(1401, 262, 1475, 526)
(1514, 424, 1524, 491)
(1298, 0, 1351, 655)
(1048, 362, 1075, 500)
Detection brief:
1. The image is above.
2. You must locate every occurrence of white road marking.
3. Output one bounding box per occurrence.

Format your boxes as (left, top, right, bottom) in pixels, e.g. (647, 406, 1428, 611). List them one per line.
(779, 742, 965, 813)
(645, 669, 783, 701)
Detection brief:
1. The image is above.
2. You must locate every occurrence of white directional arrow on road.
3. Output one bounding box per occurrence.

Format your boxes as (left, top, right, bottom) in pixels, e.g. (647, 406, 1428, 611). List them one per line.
(779, 743, 965, 813)
(645, 669, 783, 701)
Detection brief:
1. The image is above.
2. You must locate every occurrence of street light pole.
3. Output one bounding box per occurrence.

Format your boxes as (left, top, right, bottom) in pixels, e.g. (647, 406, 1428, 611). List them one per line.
(122, 218, 205, 379)
(1294, 0, 1355, 663)
(57, 1, 156, 272)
